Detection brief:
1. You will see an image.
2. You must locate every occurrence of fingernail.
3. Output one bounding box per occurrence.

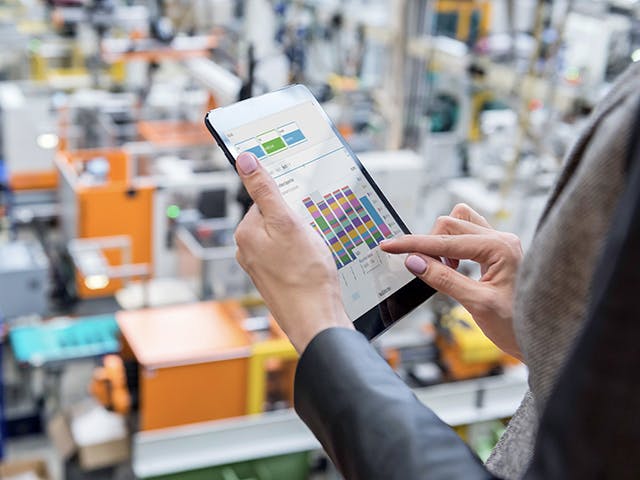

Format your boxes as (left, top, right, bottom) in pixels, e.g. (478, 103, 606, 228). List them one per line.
(406, 255, 428, 275)
(379, 239, 391, 247)
(237, 152, 258, 174)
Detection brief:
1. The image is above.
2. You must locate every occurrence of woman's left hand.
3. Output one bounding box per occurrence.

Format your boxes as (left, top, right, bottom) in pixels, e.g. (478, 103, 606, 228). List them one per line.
(233, 152, 354, 353)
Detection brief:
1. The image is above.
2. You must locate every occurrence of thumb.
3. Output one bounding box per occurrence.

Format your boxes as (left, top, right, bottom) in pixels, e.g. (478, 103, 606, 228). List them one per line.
(236, 152, 287, 217)
(404, 254, 483, 307)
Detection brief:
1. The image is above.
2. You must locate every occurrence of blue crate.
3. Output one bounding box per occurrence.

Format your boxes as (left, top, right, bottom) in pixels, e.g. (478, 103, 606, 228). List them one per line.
(9, 314, 120, 366)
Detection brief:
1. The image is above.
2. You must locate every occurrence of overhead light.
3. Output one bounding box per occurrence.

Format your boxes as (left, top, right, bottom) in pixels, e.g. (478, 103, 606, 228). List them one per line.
(632, 49, 640, 63)
(36, 133, 59, 149)
(84, 275, 109, 290)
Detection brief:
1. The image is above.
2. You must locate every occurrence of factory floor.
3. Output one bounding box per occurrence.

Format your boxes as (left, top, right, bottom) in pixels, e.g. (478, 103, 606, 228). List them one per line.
(2, 241, 433, 480)
(3, 295, 346, 480)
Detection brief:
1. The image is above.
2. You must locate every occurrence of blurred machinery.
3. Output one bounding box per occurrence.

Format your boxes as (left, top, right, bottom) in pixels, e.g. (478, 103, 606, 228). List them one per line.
(433, 0, 492, 46)
(89, 354, 131, 415)
(56, 149, 154, 298)
(0, 241, 49, 319)
(0, 84, 58, 192)
(563, 11, 633, 88)
(0, 0, 639, 476)
(358, 150, 424, 230)
(435, 305, 518, 381)
(116, 300, 296, 430)
(175, 218, 246, 299)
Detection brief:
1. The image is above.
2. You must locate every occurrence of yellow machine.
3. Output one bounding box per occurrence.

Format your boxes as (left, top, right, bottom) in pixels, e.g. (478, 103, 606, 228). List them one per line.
(434, 0, 492, 45)
(29, 39, 91, 88)
(436, 305, 518, 380)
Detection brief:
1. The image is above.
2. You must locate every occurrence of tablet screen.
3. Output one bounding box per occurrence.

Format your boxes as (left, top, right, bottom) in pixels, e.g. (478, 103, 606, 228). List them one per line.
(216, 99, 415, 321)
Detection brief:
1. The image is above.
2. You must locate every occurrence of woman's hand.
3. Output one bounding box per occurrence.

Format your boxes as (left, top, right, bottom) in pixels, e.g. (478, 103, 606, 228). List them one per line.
(381, 204, 523, 360)
(234, 152, 353, 353)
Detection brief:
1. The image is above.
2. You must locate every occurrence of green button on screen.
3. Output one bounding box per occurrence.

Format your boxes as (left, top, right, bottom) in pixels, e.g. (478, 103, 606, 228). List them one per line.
(262, 137, 286, 154)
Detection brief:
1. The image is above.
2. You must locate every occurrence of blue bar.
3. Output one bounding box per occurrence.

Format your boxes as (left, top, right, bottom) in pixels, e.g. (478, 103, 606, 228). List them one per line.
(282, 129, 306, 146)
(245, 145, 266, 159)
(360, 196, 385, 227)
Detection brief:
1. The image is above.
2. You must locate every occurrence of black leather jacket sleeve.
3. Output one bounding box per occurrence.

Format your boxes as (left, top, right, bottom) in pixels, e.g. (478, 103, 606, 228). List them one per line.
(294, 327, 494, 480)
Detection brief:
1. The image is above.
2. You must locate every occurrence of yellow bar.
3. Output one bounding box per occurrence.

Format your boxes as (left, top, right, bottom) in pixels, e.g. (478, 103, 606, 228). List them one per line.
(247, 339, 298, 415)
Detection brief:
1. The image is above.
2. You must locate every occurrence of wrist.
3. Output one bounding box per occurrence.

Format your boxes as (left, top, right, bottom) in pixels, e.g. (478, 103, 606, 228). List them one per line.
(288, 307, 353, 354)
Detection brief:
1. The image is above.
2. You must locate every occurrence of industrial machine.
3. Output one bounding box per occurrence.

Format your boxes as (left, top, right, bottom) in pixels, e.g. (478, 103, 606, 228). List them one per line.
(0, 241, 49, 319)
(0, 0, 636, 475)
(56, 148, 154, 298)
(433, 0, 492, 46)
(175, 218, 248, 299)
(117, 300, 296, 430)
(0, 84, 59, 192)
(435, 305, 518, 381)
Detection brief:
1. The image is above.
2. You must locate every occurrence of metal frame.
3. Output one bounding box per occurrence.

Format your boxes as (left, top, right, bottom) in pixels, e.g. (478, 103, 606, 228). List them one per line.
(68, 235, 151, 281)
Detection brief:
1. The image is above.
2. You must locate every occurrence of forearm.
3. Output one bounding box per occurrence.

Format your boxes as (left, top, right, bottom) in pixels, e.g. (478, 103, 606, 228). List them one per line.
(294, 328, 493, 480)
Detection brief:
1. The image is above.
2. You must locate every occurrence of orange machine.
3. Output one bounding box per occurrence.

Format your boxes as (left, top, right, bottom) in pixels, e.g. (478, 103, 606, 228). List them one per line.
(117, 301, 297, 431)
(118, 301, 251, 430)
(56, 149, 154, 298)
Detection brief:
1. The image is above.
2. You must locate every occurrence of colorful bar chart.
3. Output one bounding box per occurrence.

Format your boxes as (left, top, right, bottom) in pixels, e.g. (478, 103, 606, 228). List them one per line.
(325, 193, 363, 247)
(318, 198, 356, 259)
(336, 189, 378, 249)
(311, 222, 342, 268)
(342, 187, 385, 243)
(303, 185, 395, 269)
(303, 198, 350, 266)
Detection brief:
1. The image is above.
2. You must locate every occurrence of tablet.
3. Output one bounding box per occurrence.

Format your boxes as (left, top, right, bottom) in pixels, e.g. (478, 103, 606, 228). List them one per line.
(205, 84, 434, 339)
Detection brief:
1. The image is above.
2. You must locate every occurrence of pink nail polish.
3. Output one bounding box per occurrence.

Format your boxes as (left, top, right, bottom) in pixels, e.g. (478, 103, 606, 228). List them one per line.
(237, 152, 258, 174)
(406, 255, 428, 275)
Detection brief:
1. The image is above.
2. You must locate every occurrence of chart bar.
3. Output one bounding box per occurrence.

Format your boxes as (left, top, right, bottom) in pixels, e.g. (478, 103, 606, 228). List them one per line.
(317, 199, 356, 261)
(325, 193, 363, 247)
(303, 198, 350, 266)
(311, 222, 342, 268)
(360, 196, 393, 238)
(334, 190, 377, 249)
(342, 187, 384, 246)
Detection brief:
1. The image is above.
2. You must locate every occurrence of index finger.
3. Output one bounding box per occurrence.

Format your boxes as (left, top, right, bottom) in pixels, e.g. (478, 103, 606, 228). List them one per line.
(450, 203, 492, 229)
(380, 234, 493, 262)
(235, 152, 288, 218)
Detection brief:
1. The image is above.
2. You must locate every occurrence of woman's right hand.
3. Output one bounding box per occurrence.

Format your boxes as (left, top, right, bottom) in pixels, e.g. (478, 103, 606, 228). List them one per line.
(381, 204, 524, 360)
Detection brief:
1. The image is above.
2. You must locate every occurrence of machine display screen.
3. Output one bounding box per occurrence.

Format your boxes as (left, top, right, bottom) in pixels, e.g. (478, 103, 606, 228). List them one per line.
(211, 94, 415, 322)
